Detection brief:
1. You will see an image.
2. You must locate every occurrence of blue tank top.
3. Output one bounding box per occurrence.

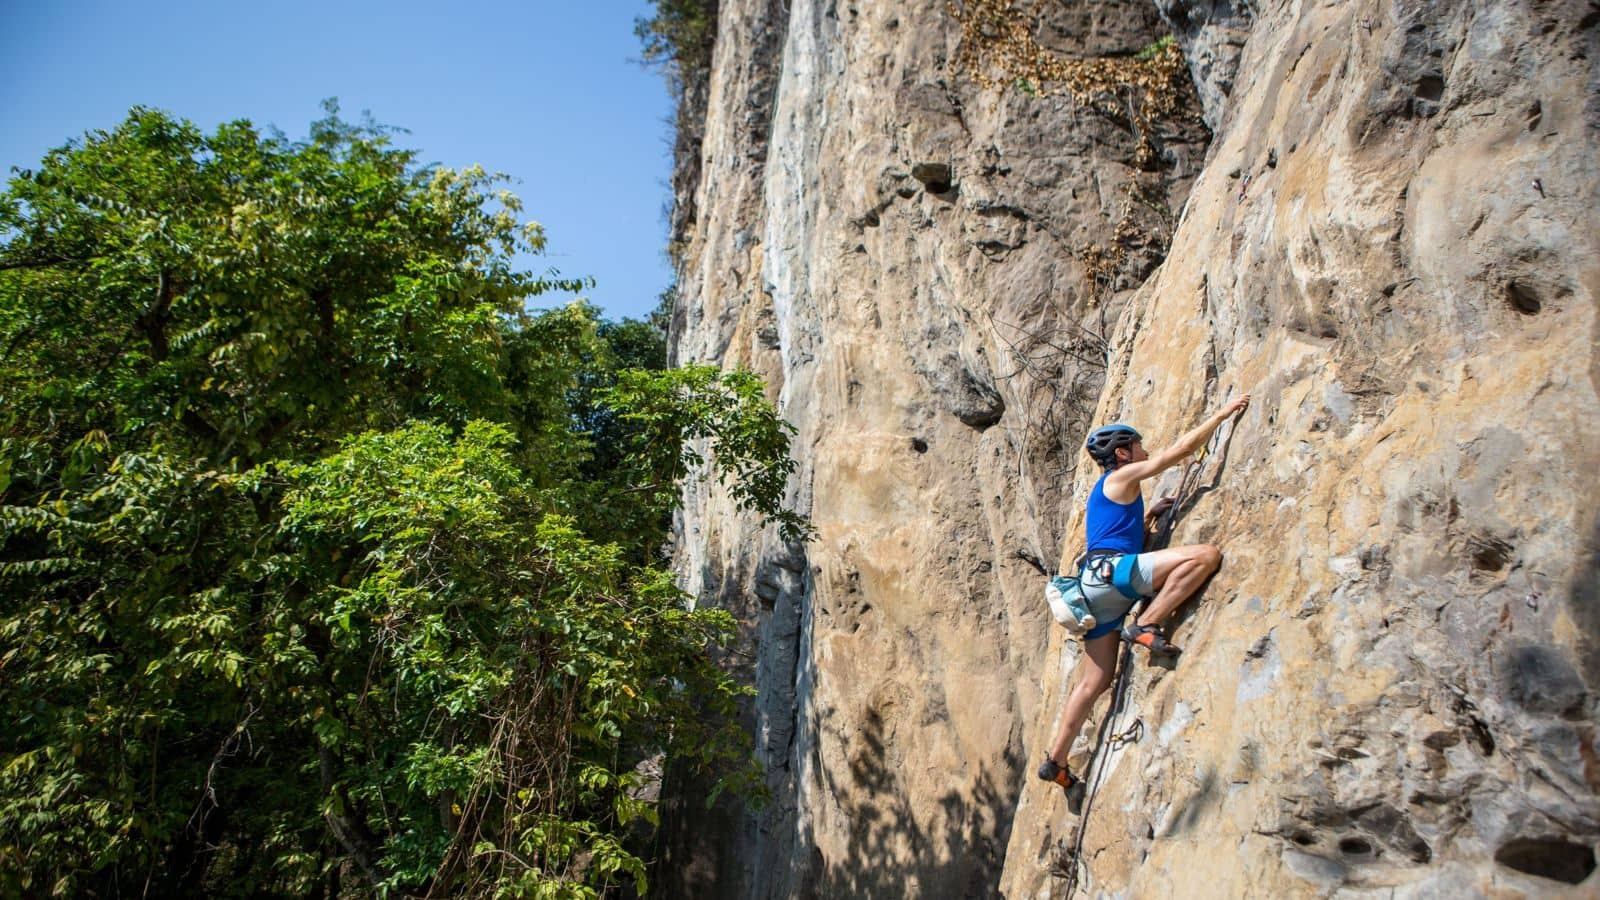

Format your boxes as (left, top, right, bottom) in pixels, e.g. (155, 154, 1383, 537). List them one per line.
(1085, 472, 1145, 555)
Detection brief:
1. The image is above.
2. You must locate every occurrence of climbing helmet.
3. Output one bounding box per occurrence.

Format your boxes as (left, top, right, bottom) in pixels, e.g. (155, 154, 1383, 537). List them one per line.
(1085, 423, 1142, 467)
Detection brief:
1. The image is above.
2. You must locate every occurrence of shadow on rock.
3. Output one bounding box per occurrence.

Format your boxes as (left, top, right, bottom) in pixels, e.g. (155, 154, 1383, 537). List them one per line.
(794, 707, 1021, 899)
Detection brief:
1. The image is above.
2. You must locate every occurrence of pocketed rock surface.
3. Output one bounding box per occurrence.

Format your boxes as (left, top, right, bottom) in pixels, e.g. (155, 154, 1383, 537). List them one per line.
(654, 1, 1600, 897)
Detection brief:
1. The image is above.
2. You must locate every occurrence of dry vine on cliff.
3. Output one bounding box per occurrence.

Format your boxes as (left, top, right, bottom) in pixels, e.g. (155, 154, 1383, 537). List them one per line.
(950, 0, 1198, 305)
(949, 0, 1193, 160)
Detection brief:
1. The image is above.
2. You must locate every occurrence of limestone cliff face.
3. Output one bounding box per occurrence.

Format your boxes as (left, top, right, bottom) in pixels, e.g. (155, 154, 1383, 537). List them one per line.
(657, 1, 1600, 897)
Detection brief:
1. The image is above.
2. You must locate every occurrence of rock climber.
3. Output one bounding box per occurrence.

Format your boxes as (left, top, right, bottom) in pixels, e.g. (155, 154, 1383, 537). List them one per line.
(1037, 394, 1250, 803)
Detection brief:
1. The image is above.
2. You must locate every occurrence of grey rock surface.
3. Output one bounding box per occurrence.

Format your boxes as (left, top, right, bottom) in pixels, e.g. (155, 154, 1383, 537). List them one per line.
(1154, 0, 1254, 131)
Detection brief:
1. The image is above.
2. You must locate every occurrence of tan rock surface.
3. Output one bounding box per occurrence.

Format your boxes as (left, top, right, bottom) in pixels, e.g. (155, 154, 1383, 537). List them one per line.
(656, 0, 1600, 897)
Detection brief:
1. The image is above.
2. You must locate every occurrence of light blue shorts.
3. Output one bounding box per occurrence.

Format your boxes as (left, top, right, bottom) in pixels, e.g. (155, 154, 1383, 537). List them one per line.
(1080, 552, 1157, 640)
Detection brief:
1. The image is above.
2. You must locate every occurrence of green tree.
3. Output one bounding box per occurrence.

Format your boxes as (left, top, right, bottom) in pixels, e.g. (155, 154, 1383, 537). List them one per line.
(0, 106, 800, 897)
(635, 0, 719, 76)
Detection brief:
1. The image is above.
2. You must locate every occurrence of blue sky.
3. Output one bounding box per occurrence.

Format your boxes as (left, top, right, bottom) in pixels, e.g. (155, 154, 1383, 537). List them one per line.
(0, 0, 677, 322)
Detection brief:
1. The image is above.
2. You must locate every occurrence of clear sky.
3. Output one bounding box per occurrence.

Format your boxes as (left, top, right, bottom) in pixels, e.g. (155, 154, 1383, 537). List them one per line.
(0, 0, 677, 322)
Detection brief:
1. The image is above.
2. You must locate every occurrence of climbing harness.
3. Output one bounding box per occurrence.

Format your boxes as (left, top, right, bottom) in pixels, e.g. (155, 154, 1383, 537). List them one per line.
(1046, 549, 1145, 634)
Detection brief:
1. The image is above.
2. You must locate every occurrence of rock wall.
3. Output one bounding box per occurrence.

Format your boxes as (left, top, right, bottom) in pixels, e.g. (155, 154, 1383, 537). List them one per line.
(657, 0, 1600, 897)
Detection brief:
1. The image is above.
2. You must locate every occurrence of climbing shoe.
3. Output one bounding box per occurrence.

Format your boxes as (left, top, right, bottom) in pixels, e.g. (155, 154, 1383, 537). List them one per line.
(1036, 758, 1086, 814)
(1122, 622, 1182, 656)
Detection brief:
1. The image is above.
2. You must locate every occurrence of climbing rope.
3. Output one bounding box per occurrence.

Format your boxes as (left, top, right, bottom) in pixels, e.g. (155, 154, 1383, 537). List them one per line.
(1059, 634, 1138, 896)
(1149, 395, 1243, 549)
(1058, 403, 1243, 896)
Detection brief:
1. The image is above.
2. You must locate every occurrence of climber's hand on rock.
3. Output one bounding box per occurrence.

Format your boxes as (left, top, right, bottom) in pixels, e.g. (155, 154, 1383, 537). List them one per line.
(1147, 496, 1176, 522)
(1145, 497, 1176, 531)
(1224, 393, 1251, 417)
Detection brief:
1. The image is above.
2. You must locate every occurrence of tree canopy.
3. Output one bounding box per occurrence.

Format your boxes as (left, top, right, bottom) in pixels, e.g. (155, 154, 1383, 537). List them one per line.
(0, 105, 801, 897)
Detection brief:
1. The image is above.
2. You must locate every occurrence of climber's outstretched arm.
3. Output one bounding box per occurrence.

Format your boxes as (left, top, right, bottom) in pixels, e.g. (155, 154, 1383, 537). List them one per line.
(1108, 394, 1250, 492)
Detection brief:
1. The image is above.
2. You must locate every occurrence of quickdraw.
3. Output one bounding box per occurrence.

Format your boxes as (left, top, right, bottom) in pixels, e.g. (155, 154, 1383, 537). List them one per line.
(1108, 717, 1144, 750)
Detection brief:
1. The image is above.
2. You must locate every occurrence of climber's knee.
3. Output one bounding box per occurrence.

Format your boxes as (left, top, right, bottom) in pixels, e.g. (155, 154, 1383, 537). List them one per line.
(1075, 666, 1113, 695)
(1075, 633, 1120, 697)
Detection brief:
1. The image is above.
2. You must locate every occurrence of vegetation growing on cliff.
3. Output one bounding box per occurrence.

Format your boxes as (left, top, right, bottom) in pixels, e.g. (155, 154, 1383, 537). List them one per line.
(635, 0, 720, 77)
(951, 1, 1192, 136)
(636, 0, 723, 276)
(951, 0, 1201, 303)
(0, 106, 797, 897)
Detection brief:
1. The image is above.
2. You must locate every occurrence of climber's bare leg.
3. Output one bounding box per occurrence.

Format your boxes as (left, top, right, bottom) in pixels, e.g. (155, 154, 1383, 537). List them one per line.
(1135, 543, 1221, 627)
(1047, 632, 1120, 767)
